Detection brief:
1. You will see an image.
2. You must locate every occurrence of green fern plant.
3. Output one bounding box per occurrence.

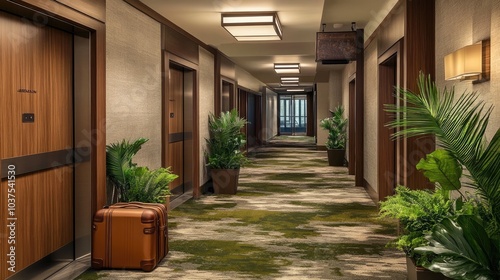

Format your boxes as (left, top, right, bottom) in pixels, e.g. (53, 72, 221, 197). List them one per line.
(106, 138, 177, 203)
(379, 186, 455, 265)
(124, 167, 177, 203)
(206, 109, 248, 169)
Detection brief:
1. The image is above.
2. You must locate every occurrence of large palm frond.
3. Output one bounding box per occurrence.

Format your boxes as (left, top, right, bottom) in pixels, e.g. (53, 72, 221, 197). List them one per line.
(386, 73, 500, 236)
(106, 138, 149, 198)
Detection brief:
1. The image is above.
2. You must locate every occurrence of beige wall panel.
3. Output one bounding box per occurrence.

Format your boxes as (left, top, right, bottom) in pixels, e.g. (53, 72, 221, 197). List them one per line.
(265, 88, 278, 141)
(106, 0, 162, 169)
(436, 0, 499, 140)
(328, 70, 343, 111)
(316, 82, 330, 147)
(235, 65, 265, 92)
(341, 62, 356, 164)
(364, 39, 379, 193)
(199, 47, 215, 185)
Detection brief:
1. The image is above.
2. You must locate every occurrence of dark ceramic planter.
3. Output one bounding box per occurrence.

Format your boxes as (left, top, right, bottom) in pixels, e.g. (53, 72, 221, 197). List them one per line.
(406, 257, 448, 280)
(327, 149, 345, 166)
(211, 168, 240, 195)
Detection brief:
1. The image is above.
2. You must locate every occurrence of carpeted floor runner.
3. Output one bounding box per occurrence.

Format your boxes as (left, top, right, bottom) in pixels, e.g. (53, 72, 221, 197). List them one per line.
(77, 137, 406, 279)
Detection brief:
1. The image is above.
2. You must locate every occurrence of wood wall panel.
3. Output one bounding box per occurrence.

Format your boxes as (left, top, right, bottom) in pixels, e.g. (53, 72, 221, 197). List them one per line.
(169, 66, 184, 134)
(404, 0, 435, 190)
(6, 0, 108, 213)
(0, 167, 73, 278)
(0, 0, 106, 277)
(348, 79, 356, 175)
(378, 56, 397, 201)
(0, 12, 74, 278)
(307, 93, 314, 136)
(0, 13, 72, 159)
(168, 141, 184, 190)
(55, 0, 105, 22)
(163, 25, 199, 66)
(377, 2, 405, 57)
(354, 29, 364, 187)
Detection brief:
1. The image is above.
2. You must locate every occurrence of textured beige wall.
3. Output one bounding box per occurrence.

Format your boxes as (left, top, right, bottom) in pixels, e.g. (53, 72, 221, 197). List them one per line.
(436, 0, 500, 140)
(198, 47, 215, 185)
(106, 0, 162, 169)
(265, 88, 278, 141)
(364, 39, 379, 192)
(328, 70, 343, 111)
(316, 83, 330, 147)
(235, 65, 265, 92)
(341, 62, 356, 164)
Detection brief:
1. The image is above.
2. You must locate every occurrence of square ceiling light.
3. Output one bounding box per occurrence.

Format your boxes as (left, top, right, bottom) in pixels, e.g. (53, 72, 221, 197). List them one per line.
(280, 77, 299, 86)
(221, 12, 282, 41)
(274, 63, 300, 74)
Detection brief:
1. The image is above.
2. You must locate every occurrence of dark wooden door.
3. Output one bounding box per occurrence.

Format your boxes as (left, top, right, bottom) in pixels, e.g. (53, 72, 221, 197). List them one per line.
(166, 63, 194, 197)
(378, 54, 398, 201)
(0, 12, 74, 279)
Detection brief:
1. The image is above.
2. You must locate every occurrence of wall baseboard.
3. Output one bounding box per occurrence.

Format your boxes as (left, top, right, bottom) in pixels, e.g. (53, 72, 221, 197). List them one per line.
(363, 179, 379, 204)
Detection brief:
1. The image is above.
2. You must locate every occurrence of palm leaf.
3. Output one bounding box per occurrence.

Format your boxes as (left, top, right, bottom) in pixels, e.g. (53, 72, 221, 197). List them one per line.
(386, 73, 500, 236)
(106, 138, 148, 200)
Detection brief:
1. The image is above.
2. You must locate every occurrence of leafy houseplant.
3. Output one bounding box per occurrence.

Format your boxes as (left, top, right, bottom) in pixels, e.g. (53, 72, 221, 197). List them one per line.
(106, 138, 177, 204)
(319, 105, 348, 166)
(384, 73, 500, 279)
(379, 186, 455, 266)
(205, 109, 247, 194)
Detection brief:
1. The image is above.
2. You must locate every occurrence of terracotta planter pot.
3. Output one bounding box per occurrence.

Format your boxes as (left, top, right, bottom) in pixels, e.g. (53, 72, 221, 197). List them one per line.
(211, 168, 240, 195)
(406, 257, 447, 280)
(327, 149, 345, 166)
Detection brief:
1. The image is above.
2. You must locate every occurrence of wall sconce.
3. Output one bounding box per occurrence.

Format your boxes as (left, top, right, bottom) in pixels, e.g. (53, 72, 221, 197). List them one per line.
(221, 12, 282, 41)
(444, 39, 490, 83)
(274, 63, 300, 74)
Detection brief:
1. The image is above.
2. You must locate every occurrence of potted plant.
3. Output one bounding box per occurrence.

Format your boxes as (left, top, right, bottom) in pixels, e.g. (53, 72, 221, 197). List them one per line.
(379, 185, 473, 280)
(106, 138, 178, 206)
(205, 109, 248, 194)
(384, 73, 500, 279)
(319, 105, 348, 166)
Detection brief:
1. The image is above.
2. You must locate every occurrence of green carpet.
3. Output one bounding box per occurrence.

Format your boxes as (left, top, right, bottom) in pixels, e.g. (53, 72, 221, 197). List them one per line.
(76, 138, 406, 279)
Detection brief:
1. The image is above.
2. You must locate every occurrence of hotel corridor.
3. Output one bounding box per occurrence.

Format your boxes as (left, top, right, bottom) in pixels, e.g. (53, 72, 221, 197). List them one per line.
(77, 136, 406, 279)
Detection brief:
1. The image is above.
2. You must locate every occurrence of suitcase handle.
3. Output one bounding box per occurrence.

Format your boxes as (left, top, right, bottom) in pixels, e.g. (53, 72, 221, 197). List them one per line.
(112, 204, 148, 209)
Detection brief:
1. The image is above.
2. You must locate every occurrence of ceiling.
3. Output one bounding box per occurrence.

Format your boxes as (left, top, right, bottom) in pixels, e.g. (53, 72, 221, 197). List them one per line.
(140, 0, 398, 93)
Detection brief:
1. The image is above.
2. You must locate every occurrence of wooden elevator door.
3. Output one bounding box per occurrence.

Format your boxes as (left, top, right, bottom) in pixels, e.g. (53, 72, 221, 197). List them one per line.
(0, 12, 74, 279)
(167, 64, 194, 196)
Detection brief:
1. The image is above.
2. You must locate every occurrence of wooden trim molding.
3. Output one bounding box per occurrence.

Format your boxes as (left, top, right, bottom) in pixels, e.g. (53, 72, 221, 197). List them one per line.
(404, 0, 435, 190)
(163, 52, 201, 199)
(124, 0, 216, 55)
(377, 40, 403, 201)
(354, 29, 364, 187)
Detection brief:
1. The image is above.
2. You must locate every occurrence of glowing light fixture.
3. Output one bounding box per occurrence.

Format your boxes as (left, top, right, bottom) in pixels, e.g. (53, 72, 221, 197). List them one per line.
(221, 12, 282, 41)
(444, 43, 482, 81)
(274, 63, 300, 74)
(281, 77, 299, 84)
(287, 88, 305, 92)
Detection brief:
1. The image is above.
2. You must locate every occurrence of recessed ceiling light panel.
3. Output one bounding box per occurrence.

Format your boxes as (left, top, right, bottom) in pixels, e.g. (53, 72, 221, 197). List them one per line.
(222, 12, 282, 41)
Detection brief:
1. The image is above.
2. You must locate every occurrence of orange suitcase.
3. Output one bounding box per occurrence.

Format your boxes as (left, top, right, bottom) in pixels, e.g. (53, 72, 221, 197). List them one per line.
(91, 203, 168, 271)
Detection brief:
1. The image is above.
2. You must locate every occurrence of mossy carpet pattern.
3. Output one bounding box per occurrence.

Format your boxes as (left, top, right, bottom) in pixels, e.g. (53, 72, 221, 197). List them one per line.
(77, 136, 406, 279)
